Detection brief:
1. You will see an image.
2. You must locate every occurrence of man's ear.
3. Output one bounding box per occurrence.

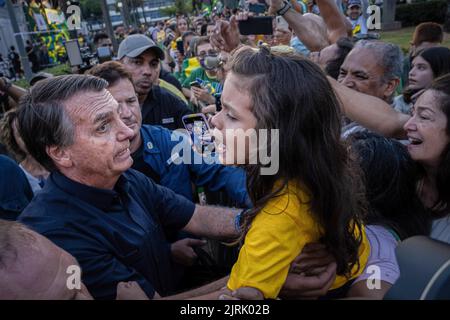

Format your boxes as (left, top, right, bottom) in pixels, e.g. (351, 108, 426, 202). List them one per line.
(383, 78, 400, 101)
(46, 145, 72, 169)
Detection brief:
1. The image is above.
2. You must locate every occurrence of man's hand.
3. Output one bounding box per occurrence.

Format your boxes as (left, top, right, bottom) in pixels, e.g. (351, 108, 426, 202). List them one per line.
(273, 27, 292, 46)
(191, 86, 215, 104)
(116, 281, 150, 300)
(280, 243, 337, 299)
(219, 287, 265, 300)
(211, 16, 241, 53)
(170, 238, 207, 266)
(290, 243, 336, 276)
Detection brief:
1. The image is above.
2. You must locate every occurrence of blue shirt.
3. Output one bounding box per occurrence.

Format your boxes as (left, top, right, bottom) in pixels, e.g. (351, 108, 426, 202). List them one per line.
(0, 155, 33, 221)
(18, 169, 196, 299)
(135, 125, 251, 208)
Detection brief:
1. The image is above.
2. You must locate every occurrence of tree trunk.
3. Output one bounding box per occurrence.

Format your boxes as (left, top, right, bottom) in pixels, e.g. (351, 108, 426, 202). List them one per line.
(141, 3, 148, 25)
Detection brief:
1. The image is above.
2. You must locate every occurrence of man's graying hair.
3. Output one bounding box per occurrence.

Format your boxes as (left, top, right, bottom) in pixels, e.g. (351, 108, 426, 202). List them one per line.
(354, 40, 403, 83)
(17, 75, 108, 172)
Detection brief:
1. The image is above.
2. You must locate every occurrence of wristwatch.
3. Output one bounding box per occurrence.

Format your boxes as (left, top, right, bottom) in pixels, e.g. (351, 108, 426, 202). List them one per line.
(276, 0, 293, 16)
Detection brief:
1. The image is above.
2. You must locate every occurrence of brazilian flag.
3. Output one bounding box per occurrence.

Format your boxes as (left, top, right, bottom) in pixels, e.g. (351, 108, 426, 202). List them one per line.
(23, 0, 70, 64)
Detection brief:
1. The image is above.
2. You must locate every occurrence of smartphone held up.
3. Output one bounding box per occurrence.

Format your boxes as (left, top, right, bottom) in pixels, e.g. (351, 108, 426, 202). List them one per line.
(182, 113, 215, 155)
(238, 16, 274, 35)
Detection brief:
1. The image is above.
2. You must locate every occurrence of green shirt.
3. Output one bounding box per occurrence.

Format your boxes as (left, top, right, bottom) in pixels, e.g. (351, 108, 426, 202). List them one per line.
(182, 67, 221, 95)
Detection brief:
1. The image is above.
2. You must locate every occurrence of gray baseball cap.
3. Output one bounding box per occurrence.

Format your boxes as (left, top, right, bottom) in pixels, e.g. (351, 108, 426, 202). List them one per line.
(117, 34, 165, 60)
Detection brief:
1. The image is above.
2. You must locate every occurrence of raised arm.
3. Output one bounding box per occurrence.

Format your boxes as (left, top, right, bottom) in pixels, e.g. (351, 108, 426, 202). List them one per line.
(329, 76, 410, 138)
(267, 0, 329, 51)
(316, 0, 352, 43)
(0, 77, 27, 104)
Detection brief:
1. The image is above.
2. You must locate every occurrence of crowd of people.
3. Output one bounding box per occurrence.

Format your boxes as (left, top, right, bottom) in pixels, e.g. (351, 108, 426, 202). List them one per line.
(0, 0, 449, 300)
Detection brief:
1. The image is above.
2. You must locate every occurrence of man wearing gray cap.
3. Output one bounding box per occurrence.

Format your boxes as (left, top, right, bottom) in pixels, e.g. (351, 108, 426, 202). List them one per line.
(346, 0, 368, 36)
(118, 34, 192, 130)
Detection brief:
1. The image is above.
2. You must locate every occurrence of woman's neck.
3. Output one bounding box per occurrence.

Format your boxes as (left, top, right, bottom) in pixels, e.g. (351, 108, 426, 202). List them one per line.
(20, 157, 49, 179)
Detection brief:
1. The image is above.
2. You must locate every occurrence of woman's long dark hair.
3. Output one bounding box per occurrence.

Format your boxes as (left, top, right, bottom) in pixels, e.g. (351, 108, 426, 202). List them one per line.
(348, 131, 431, 239)
(228, 46, 367, 277)
(427, 74, 450, 215)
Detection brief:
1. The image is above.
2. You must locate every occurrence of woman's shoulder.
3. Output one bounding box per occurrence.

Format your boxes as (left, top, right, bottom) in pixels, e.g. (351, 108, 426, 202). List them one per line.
(259, 182, 314, 224)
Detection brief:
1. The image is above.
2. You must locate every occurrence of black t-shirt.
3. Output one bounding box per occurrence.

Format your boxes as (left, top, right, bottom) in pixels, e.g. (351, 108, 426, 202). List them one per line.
(141, 86, 192, 131)
(8, 51, 20, 65)
(26, 45, 37, 62)
(160, 69, 182, 92)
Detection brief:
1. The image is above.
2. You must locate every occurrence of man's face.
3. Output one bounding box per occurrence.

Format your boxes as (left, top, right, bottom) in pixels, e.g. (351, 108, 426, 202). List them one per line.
(97, 37, 113, 53)
(121, 50, 161, 97)
(207, 25, 215, 37)
(338, 47, 392, 101)
(196, 42, 217, 66)
(61, 90, 135, 188)
(194, 17, 205, 28)
(347, 5, 361, 20)
(107, 78, 142, 153)
(0, 228, 93, 300)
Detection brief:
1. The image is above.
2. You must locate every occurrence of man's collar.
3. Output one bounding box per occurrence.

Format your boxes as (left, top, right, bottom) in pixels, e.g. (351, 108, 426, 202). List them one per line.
(50, 171, 130, 211)
(142, 87, 155, 104)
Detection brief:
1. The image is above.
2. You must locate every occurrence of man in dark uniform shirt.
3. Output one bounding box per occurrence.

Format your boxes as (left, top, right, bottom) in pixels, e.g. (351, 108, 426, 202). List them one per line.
(118, 34, 192, 131)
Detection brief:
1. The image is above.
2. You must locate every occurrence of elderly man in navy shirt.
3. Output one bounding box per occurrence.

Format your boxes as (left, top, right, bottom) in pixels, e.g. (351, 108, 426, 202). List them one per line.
(87, 61, 250, 270)
(16, 75, 242, 300)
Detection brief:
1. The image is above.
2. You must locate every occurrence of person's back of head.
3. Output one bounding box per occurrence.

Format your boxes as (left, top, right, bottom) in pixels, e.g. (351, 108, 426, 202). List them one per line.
(0, 219, 93, 299)
(348, 131, 431, 239)
(94, 32, 110, 46)
(0, 109, 27, 163)
(87, 61, 133, 86)
(325, 37, 355, 80)
(412, 22, 444, 47)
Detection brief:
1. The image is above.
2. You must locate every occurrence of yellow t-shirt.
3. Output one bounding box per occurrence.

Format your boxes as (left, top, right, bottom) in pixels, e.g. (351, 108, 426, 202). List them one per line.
(227, 182, 370, 299)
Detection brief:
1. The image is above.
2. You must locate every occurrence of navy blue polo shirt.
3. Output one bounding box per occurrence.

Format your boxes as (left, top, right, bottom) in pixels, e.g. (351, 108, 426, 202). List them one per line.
(0, 155, 33, 221)
(18, 169, 196, 300)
